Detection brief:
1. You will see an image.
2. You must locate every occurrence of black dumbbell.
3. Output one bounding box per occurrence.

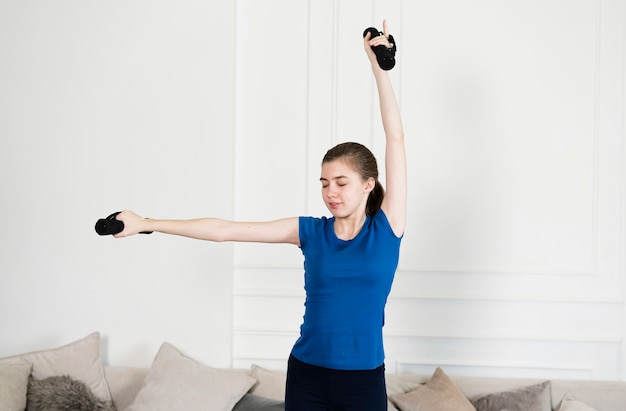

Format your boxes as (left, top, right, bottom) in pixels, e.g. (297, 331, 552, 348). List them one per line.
(363, 27, 397, 71)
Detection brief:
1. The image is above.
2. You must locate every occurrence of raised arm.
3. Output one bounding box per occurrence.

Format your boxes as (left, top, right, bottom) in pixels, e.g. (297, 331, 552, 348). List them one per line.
(364, 20, 406, 237)
(114, 209, 300, 245)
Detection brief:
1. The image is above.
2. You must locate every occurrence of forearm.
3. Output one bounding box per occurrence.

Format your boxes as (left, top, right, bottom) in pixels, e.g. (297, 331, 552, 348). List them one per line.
(372, 67, 404, 142)
(114, 210, 231, 241)
(141, 218, 235, 242)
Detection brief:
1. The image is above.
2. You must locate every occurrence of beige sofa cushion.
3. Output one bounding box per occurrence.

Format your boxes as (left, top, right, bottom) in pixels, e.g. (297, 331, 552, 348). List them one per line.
(0, 361, 32, 411)
(104, 366, 149, 411)
(249, 364, 285, 401)
(125, 342, 256, 411)
(556, 392, 598, 411)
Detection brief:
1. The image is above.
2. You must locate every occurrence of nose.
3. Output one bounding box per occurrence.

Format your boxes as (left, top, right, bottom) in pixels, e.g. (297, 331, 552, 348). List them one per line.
(326, 186, 337, 198)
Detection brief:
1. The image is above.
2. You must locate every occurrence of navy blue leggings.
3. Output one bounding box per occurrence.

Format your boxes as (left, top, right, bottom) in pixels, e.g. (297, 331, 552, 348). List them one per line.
(284, 355, 388, 411)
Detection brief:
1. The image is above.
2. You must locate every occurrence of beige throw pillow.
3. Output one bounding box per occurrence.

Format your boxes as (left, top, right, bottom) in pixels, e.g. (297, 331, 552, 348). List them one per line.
(249, 364, 286, 401)
(0, 361, 32, 411)
(390, 367, 476, 411)
(126, 342, 256, 411)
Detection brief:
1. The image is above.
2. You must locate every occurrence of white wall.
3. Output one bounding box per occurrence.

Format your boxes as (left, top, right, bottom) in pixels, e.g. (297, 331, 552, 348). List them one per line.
(1, 0, 625, 381)
(0, 1, 236, 367)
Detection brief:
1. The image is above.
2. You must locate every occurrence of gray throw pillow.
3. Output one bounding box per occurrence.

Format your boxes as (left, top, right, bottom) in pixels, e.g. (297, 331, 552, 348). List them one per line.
(233, 394, 285, 410)
(27, 375, 116, 411)
(472, 381, 551, 411)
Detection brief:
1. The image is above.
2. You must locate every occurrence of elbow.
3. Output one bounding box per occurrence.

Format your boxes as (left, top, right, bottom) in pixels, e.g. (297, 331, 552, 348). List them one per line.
(389, 129, 404, 142)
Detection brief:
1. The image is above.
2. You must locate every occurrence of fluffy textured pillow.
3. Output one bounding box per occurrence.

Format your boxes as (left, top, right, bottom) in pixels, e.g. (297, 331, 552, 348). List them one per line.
(472, 381, 551, 411)
(0, 361, 31, 411)
(0, 332, 112, 403)
(27, 375, 116, 411)
(125, 342, 256, 411)
(233, 393, 285, 410)
(389, 367, 475, 411)
(556, 392, 598, 411)
(249, 364, 286, 401)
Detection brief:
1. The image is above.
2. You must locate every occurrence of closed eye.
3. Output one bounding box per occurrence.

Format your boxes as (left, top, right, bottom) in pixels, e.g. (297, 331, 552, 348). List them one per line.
(320, 176, 349, 187)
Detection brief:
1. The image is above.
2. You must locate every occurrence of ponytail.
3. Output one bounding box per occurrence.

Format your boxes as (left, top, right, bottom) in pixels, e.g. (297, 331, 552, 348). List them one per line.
(366, 180, 385, 217)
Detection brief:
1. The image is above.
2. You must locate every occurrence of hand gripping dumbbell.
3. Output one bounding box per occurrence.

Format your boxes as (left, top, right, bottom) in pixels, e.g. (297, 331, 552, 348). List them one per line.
(363, 27, 397, 71)
(95, 211, 152, 236)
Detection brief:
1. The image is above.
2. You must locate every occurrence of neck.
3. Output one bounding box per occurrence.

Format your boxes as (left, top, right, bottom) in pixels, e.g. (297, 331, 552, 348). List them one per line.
(333, 213, 367, 241)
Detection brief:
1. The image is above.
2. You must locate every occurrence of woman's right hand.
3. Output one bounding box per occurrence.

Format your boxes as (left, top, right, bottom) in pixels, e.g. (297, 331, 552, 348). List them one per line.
(113, 210, 148, 238)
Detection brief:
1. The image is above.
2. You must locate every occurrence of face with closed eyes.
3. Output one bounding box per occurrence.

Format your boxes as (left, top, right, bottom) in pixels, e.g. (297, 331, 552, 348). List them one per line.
(320, 158, 374, 219)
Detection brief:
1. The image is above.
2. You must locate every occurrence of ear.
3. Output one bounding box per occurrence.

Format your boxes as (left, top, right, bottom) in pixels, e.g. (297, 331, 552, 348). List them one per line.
(364, 177, 376, 193)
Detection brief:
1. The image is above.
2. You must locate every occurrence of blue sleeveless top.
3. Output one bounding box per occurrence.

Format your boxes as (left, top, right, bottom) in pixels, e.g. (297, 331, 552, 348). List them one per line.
(291, 210, 402, 370)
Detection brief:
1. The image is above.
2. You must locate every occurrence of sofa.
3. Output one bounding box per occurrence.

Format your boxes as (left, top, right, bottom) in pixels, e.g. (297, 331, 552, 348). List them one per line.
(105, 362, 626, 411)
(2, 332, 626, 411)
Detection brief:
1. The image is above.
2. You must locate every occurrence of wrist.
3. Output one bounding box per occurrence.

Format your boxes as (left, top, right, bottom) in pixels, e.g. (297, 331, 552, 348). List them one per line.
(139, 218, 155, 234)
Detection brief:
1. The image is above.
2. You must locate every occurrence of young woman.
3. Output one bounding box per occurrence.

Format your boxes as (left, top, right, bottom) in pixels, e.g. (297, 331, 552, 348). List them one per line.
(115, 20, 405, 411)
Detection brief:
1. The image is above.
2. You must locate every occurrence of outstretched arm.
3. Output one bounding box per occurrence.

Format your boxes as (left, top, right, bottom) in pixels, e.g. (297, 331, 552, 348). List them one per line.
(364, 20, 406, 237)
(114, 210, 300, 245)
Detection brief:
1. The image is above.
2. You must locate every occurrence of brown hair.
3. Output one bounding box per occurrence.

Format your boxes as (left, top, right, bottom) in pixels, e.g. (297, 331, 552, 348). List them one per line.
(322, 142, 384, 217)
